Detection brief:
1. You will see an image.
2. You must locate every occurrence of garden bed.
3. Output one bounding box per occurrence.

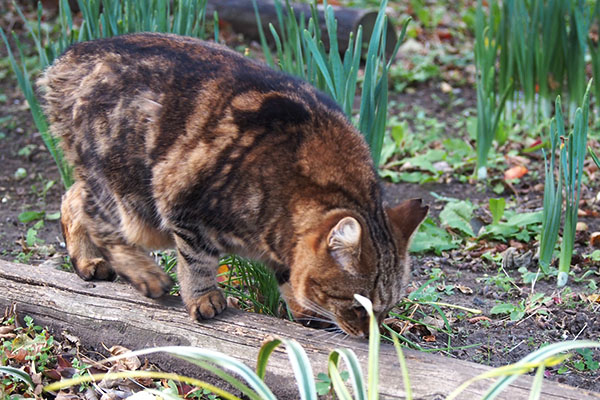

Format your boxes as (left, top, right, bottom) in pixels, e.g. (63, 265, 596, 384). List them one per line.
(2, 77, 599, 394)
(1, 0, 600, 397)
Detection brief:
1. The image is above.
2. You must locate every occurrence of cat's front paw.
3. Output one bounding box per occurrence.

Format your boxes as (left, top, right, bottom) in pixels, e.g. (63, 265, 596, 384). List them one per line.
(129, 269, 173, 298)
(73, 257, 115, 281)
(186, 288, 227, 320)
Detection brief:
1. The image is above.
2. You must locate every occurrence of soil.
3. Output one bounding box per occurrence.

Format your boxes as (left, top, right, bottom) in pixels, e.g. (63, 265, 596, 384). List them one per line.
(1, 2, 599, 397)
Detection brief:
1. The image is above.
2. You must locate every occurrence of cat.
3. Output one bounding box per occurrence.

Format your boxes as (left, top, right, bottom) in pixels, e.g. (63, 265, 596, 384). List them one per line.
(38, 32, 428, 337)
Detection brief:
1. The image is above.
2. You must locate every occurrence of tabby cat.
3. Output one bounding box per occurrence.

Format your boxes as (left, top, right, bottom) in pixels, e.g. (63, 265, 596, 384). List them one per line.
(39, 33, 427, 337)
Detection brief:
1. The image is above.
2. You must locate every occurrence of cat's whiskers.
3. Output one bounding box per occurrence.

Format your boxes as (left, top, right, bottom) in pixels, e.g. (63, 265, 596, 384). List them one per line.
(313, 328, 340, 342)
(299, 297, 336, 321)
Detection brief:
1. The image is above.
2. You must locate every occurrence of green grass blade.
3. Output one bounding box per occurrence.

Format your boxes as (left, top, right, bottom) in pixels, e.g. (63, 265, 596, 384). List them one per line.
(252, 0, 275, 67)
(354, 294, 379, 400)
(280, 338, 317, 400)
(528, 364, 545, 400)
(0, 366, 35, 389)
(590, 146, 600, 169)
(302, 30, 335, 96)
(483, 341, 600, 398)
(110, 346, 276, 400)
(329, 348, 367, 400)
(45, 370, 241, 400)
(328, 357, 353, 400)
(392, 335, 413, 400)
(256, 338, 282, 379)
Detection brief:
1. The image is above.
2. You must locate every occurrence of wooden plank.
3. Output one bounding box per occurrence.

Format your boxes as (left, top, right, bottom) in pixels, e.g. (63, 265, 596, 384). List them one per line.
(0, 259, 597, 399)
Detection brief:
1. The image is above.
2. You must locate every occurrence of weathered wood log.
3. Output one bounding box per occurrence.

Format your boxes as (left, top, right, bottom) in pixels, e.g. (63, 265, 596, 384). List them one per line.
(206, 0, 398, 57)
(0, 259, 598, 400)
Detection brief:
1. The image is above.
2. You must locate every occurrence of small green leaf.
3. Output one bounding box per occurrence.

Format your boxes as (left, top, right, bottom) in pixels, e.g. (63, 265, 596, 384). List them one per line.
(410, 218, 459, 255)
(440, 200, 476, 237)
(489, 198, 506, 225)
(509, 309, 525, 321)
(18, 210, 45, 223)
(492, 183, 504, 194)
(490, 303, 514, 315)
(391, 123, 406, 146)
(45, 211, 61, 221)
(26, 227, 39, 247)
(585, 250, 600, 261)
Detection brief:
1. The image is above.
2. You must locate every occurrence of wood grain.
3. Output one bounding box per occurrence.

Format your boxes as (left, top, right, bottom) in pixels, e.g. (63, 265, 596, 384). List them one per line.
(0, 259, 597, 399)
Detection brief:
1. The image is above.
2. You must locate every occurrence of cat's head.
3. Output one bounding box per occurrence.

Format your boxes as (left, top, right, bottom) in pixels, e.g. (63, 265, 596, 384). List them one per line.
(285, 199, 428, 337)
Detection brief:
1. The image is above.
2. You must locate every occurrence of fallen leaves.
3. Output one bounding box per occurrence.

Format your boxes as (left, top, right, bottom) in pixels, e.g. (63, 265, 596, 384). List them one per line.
(468, 316, 491, 324)
(456, 284, 474, 295)
(107, 345, 142, 371)
(0, 323, 16, 339)
(504, 165, 528, 180)
(590, 232, 600, 248)
(588, 294, 600, 303)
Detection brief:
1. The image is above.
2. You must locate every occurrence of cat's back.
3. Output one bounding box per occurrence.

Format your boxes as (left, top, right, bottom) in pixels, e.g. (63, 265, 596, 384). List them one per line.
(39, 33, 376, 211)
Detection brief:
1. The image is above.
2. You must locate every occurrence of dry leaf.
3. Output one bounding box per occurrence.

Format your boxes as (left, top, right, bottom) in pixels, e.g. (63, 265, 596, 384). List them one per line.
(457, 285, 473, 294)
(468, 316, 491, 324)
(55, 392, 80, 400)
(504, 165, 528, 180)
(423, 335, 437, 342)
(0, 324, 15, 339)
(383, 317, 407, 334)
(440, 81, 453, 93)
(99, 392, 122, 400)
(590, 232, 600, 248)
(127, 392, 159, 399)
(588, 294, 600, 303)
(422, 316, 446, 330)
(216, 264, 230, 283)
(576, 221, 588, 231)
(108, 345, 141, 371)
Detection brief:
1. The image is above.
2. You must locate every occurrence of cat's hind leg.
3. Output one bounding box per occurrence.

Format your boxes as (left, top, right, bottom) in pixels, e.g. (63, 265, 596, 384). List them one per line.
(61, 181, 115, 280)
(100, 243, 173, 298)
(67, 181, 173, 298)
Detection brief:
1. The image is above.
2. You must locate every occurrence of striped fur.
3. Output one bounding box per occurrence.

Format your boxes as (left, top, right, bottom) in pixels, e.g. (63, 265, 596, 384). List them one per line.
(39, 33, 427, 336)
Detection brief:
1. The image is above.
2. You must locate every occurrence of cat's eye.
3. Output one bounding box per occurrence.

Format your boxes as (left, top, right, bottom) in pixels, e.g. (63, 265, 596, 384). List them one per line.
(352, 306, 368, 320)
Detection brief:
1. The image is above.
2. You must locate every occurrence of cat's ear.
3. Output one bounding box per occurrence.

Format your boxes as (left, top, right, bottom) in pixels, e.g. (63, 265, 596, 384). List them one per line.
(387, 199, 428, 240)
(327, 216, 361, 272)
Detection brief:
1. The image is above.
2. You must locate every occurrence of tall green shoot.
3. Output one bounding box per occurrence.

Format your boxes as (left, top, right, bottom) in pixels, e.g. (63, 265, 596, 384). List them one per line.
(538, 96, 563, 274)
(474, 0, 511, 179)
(589, 0, 600, 107)
(557, 80, 592, 287)
(564, 0, 590, 119)
(509, 0, 537, 124)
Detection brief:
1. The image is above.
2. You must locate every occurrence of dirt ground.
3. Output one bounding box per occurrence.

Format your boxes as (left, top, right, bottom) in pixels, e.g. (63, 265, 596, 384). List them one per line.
(1, 4, 600, 397)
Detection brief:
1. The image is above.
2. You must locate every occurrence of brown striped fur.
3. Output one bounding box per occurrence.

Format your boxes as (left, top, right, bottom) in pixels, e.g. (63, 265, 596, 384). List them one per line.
(39, 33, 427, 336)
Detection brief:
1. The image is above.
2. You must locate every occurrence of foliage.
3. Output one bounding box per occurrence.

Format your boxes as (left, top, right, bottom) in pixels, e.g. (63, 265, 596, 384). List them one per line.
(219, 255, 287, 318)
(478, 0, 593, 121)
(478, 210, 542, 243)
(473, 0, 512, 179)
(538, 96, 564, 274)
(410, 217, 460, 255)
(253, 0, 409, 166)
(557, 80, 592, 287)
(537, 81, 592, 286)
